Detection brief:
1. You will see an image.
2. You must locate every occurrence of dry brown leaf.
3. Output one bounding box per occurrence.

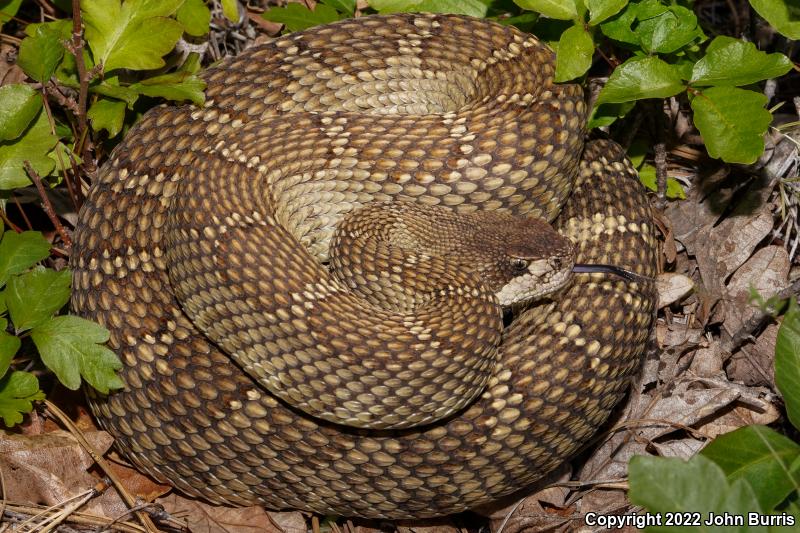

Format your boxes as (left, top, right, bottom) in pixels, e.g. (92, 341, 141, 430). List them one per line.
(695, 210, 773, 297)
(267, 510, 307, 533)
(486, 492, 573, 533)
(576, 489, 632, 533)
(0, 430, 112, 505)
(158, 492, 305, 533)
(692, 176, 775, 299)
(634, 385, 740, 440)
(348, 522, 387, 533)
(0, 43, 26, 85)
(663, 168, 731, 255)
(104, 455, 172, 502)
(657, 321, 704, 349)
(727, 322, 779, 387)
(695, 399, 781, 439)
(651, 437, 705, 458)
(722, 245, 790, 339)
(656, 273, 694, 308)
(653, 210, 677, 264)
(689, 344, 723, 377)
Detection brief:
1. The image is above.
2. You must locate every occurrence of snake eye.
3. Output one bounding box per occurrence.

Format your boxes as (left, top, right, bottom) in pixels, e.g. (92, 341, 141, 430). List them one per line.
(510, 258, 529, 272)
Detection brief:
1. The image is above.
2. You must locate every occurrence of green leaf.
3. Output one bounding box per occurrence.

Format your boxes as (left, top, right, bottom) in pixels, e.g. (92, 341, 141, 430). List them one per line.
(690, 87, 771, 164)
(750, 0, 800, 40)
(0, 109, 58, 189)
(221, 0, 240, 22)
(637, 163, 686, 199)
(0, 84, 43, 142)
(0, 371, 44, 427)
(367, 0, 419, 13)
(0, 331, 21, 379)
(262, 3, 341, 31)
(629, 454, 766, 532)
(587, 100, 636, 128)
(634, 1, 703, 54)
(702, 425, 800, 510)
(513, 0, 578, 20)
(82, 0, 185, 72)
(0, 0, 23, 32)
(6, 268, 71, 332)
(554, 24, 594, 82)
(585, 0, 628, 25)
(0, 231, 51, 287)
(90, 79, 140, 107)
(496, 11, 539, 27)
(599, 1, 638, 44)
(32, 315, 123, 393)
(776, 298, 800, 431)
(177, 0, 210, 36)
(596, 56, 684, 104)
(320, 0, 356, 16)
(599, 0, 703, 52)
(87, 98, 127, 138)
(626, 137, 648, 168)
(691, 36, 793, 87)
(17, 20, 71, 83)
(369, 0, 489, 16)
(130, 71, 206, 105)
(415, 0, 488, 16)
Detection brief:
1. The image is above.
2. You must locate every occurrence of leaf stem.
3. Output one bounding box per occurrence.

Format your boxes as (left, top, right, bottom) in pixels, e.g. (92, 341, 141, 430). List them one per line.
(23, 161, 73, 250)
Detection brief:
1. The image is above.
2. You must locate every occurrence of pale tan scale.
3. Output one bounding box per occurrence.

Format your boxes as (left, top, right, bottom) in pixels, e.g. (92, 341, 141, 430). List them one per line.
(70, 13, 656, 519)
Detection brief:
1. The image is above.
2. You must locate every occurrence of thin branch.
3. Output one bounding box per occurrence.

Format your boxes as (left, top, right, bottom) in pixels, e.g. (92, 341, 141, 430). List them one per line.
(0, 207, 23, 233)
(12, 196, 33, 231)
(23, 161, 73, 249)
(40, 86, 81, 214)
(652, 100, 669, 208)
(70, 0, 93, 172)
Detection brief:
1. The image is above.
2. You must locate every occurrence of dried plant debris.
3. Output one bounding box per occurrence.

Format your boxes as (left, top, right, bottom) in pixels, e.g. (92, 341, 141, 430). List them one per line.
(158, 493, 306, 533)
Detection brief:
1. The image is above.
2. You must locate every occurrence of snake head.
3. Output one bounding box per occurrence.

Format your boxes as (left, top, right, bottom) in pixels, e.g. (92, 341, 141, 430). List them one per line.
(461, 213, 576, 307)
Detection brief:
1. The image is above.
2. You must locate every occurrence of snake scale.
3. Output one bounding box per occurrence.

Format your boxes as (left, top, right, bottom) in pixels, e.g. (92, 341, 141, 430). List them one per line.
(70, 14, 657, 519)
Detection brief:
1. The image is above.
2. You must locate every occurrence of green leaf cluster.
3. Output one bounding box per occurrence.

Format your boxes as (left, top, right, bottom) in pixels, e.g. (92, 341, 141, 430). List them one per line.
(585, 1, 791, 164)
(9, 0, 208, 144)
(0, 227, 123, 427)
(629, 298, 800, 530)
(503, 0, 793, 164)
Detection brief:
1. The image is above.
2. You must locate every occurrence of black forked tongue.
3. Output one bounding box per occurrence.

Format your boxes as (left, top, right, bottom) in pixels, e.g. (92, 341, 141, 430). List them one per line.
(572, 263, 652, 283)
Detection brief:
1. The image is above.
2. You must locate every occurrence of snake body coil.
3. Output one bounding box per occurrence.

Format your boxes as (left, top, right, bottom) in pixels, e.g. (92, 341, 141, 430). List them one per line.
(71, 14, 657, 519)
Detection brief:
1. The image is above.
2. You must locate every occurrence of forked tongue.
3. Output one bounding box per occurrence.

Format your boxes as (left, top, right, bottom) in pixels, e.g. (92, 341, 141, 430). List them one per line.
(572, 264, 651, 283)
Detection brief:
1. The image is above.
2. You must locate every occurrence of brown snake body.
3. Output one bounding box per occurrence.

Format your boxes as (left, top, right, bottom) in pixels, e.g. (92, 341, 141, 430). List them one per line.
(70, 13, 657, 519)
